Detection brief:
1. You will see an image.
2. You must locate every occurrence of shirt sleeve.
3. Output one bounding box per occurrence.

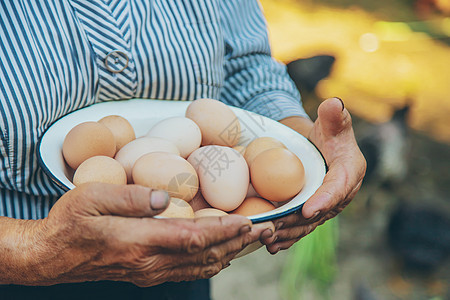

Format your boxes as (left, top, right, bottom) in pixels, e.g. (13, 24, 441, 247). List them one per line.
(218, 0, 310, 121)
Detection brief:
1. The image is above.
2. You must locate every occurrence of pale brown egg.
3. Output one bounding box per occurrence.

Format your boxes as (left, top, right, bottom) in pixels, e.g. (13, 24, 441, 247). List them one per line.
(62, 122, 116, 170)
(98, 115, 136, 153)
(185, 98, 241, 147)
(72, 156, 127, 186)
(232, 197, 276, 217)
(157, 197, 195, 218)
(244, 137, 286, 167)
(132, 152, 199, 202)
(188, 146, 249, 211)
(146, 117, 201, 158)
(115, 137, 180, 183)
(194, 208, 228, 218)
(250, 148, 305, 202)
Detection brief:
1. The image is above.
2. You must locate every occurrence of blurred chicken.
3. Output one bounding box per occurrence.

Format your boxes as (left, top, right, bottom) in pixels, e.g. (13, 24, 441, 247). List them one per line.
(387, 204, 450, 272)
(357, 105, 410, 188)
(287, 55, 336, 94)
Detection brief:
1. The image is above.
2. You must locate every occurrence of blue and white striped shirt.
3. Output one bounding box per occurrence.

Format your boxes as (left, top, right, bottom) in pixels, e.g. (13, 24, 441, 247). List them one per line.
(0, 0, 307, 220)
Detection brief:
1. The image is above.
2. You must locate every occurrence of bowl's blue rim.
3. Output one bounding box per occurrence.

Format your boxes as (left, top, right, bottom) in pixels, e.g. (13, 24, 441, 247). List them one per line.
(37, 99, 327, 223)
(36, 129, 71, 193)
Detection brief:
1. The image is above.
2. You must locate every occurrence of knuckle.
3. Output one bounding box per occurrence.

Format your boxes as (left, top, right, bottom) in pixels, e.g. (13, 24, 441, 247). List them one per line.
(181, 228, 206, 253)
(120, 186, 137, 211)
(200, 263, 221, 279)
(203, 247, 222, 264)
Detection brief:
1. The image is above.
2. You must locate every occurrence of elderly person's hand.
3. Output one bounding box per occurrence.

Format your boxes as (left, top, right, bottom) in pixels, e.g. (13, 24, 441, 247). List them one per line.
(3, 183, 270, 286)
(261, 97, 366, 254)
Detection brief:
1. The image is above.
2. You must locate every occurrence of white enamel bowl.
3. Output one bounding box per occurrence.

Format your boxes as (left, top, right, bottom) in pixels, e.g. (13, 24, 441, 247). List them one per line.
(38, 99, 326, 223)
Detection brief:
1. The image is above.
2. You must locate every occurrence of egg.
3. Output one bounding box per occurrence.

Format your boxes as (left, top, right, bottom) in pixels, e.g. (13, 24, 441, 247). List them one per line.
(250, 148, 305, 202)
(157, 197, 195, 218)
(115, 137, 180, 183)
(232, 197, 276, 216)
(132, 152, 199, 202)
(98, 115, 136, 153)
(244, 137, 286, 166)
(146, 117, 201, 158)
(188, 145, 249, 211)
(185, 98, 241, 147)
(62, 121, 116, 170)
(194, 208, 228, 218)
(72, 156, 127, 186)
(232, 198, 276, 259)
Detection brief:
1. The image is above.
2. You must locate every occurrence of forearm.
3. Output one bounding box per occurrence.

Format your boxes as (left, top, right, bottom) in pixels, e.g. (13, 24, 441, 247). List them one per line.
(280, 116, 314, 138)
(0, 216, 49, 285)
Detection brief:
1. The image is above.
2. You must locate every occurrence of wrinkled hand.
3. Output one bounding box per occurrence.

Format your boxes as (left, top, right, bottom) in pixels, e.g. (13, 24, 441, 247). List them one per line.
(31, 183, 269, 286)
(262, 98, 366, 254)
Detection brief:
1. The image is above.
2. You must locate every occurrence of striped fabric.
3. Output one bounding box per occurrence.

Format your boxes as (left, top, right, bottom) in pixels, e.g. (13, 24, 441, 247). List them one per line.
(0, 0, 307, 219)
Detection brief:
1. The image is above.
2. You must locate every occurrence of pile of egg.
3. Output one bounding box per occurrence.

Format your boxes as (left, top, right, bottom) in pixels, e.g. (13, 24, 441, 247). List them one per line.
(62, 98, 305, 219)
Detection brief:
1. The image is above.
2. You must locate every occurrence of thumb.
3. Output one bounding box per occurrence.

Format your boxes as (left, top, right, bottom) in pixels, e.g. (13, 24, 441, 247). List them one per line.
(316, 97, 351, 137)
(75, 183, 170, 217)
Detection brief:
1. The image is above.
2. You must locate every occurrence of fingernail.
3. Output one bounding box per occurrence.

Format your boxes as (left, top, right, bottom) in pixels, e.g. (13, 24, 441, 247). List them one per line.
(275, 222, 284, 230)
(334, 97, 344, 111)
(150, 190, 170, 210)
(239, 225, 251, 235)
(260, 228, 273, 239)
(273, 236, 278, 243)
(271, 247, 281, 255)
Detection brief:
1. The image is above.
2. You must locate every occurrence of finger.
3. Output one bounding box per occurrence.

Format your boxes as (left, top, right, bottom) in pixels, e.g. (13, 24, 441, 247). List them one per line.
(164, 223, 263, 267)
(301, 165, 347, 219)
(317, 97, 352, 137)
(266, 238, 300, 255)
(133, 259, 227, 287)
(272, 211, 312, 231)
(147, 215, 271, 253)
(273, 221, 319, 243)
(170, 247, 241, 283)
(301, 156, 365, 219)
(75, 183, 170, 217)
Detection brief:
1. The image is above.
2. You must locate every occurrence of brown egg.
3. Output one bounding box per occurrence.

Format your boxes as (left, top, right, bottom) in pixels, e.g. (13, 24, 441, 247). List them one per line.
(98, 115, 136, 153)
(158, 197, 195, 218)
(232, 197, 276, 216)
(115, 137, 180, 183)
(132, 152, 199, 202)
(188, 146, 249, 211)
(194, 208, 228, 218)
(185, 98, 241, 147)
(244, 137, 286, 166)
(62, 122, 116, 170)
(146, 117, 201, 158)
(72, 156, 127, 186)
(250, 148, 305, 202)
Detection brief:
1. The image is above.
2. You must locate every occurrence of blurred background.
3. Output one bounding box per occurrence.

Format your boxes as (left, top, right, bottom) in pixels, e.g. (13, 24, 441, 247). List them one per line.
(212, 0, 450, 299)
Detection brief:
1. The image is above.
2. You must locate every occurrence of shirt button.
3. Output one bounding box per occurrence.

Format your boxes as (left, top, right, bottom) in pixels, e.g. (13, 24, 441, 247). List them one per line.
(104, 50, 129, 73)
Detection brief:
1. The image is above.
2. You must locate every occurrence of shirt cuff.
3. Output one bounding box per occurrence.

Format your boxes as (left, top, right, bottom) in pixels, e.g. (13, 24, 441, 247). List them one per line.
(241, 91, 311, 121)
